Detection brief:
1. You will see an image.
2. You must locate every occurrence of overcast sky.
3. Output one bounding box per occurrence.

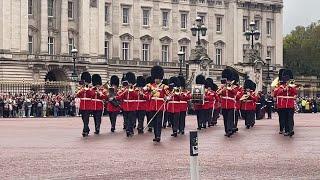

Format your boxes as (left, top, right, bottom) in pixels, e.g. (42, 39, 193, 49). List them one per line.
(284, 0, 320, 35)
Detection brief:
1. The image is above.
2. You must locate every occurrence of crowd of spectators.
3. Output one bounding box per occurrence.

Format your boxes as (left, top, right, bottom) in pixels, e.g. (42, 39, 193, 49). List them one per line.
(296, 97, 320, 113)
(0, 92, 80, 118)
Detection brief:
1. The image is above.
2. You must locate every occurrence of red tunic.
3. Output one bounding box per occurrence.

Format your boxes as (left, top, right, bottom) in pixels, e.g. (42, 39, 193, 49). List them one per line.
(92, 87, 107, 111)
(203, 90, 216, 110)
(240, 91, 258, 111)
(166, 93, 181, 113)
(76, 87, 94, 111)
(116, 88, 138, 112)
(135, 88, 148, 111)
(235, 86, 243, 110)
(180, 91, 191, 112)
(273, 85, 297, 109)
(219, 87, 238, 110)
(145, 83, 168, 111)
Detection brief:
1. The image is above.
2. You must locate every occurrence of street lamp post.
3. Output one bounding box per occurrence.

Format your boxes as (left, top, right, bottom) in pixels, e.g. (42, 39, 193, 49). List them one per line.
(178, 51, 185, 76)
(266, 56, 271, 92)
(71, 48, 78, 82)
(244, 21, 261, 49)
(191, 16, 207, 46)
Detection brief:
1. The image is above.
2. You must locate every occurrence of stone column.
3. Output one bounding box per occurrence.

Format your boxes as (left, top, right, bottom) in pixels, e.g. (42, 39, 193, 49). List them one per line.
(98, 0, 105, 56)
(79, 0, 90, 55)
(60, 0, 69, 55)
(275, 10, 283, 66)
(40, 0, 48, 53)
(0, 0, 12, 51)
(112, 1, 120, 59)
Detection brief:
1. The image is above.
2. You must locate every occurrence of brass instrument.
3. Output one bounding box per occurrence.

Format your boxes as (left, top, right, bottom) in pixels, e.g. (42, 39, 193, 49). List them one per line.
(240, 91, 251, 101)
(226, 80, 235, 90)
(271, 77, 279, 88)
(287, 79, 296, 88)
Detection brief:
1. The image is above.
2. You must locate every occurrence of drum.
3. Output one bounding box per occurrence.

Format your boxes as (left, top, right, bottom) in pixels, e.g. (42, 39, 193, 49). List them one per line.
(191, 84, 205, 104)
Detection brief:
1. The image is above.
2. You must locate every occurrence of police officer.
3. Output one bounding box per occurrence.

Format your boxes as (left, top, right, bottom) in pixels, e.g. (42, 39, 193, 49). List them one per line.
(266, 92, 274, 119)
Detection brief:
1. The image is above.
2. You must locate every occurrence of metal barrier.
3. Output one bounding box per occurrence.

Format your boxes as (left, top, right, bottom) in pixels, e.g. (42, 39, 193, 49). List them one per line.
(0, 81, 71, 95)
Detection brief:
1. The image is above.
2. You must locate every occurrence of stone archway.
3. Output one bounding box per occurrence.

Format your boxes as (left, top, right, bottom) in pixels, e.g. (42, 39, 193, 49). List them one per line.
(45, 68, 68, 82)
(44, 68, 69, 94)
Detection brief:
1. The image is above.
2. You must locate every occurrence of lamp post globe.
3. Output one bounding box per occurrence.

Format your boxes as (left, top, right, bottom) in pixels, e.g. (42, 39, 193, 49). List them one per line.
(178, 51, 185, 76)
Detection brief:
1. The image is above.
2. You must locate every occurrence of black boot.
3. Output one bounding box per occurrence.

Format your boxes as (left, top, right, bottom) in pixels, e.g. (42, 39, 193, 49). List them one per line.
(111, 128, 115, 133)
(171, 132, 177, 137)
(82, 132, 88, 137)
(148, 127, 153, 132)
(94, 130, 100, 135)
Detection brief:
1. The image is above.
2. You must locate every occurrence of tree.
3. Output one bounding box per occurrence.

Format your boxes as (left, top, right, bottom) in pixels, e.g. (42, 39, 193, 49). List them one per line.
(284, 22, 320, 77)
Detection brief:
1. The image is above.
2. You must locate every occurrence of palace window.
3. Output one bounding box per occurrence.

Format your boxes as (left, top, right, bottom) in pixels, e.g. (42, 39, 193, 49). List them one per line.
(105, 4, 110, 24)
(162, 11, 169, 28)
(28, 36, 33, 54)
(104, 40, 109, 59)
(162, 45, 169, 62)
(216, 16, 223, 32)
(48, 37, 55, 55)
(243, 17, 248, 32)
(216, 48, 222, 65)
(28, 0, 33, 15)
(181, 13, 188, 29)
(180, 46, 188, 62)
(122, 7, 130, 24)
(48, 0, 54, 17)
(68, 38, 74, 55)
(267, 20, 272, 35)
(68, 1, 73, 19)
(142, 9, 150, 26)
(142, 44, 150, 61)
(122, 42, 130, 60)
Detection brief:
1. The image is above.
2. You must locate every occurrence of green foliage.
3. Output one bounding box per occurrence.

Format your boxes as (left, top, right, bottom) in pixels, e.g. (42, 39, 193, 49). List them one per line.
(284, 22, 320, 77)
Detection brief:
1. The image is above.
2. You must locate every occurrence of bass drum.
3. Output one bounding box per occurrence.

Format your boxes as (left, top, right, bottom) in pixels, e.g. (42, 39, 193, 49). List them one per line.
(191, 84, 205, 105)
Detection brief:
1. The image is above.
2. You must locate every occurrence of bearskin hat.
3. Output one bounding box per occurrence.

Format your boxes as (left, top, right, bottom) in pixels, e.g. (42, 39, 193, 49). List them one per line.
(169, 76, 181, 87)
(136, 76, 146, 87)
(80, 72, 91, 84)
(162, 78, 169, 85)
(212, 83, 218, 91)
(146, 76, 154, 84)
(178, 75, 186, 88)
(110, 75, 119, 87)
(227, 67, 239, 84)
(196, 74, 206, 85)
(244, 79, 256, 91)
(282, 69, 293, 82)
(92, 74, 102, 86)
(278, 69, 286, 82)
(205, 78, 214, 89)
(151, 65, 164, 80)
(125, 72, 136, 84)
(222, 69, 233, 81)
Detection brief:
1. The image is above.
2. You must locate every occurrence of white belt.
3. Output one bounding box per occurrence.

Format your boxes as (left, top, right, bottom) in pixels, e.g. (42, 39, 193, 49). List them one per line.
(277, 96, 296, 99)
(136, 100, 146, 102)
(80, 98, 91, 100)
(180, 101, 187, 104)
(151, 97, 164, 101)
(167, 101, 180, 104)
(92, 99, 103, 102)
(222, 97, 235, 101)
(123, 100, 137, 102)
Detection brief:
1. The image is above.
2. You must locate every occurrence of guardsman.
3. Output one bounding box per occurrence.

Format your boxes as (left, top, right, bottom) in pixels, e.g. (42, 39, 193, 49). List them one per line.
(136, 76, 147, 134)
(91, 74, 107, 135)
(217, 69, 238, 137)
(166, 77, 181, 137)
(107, 75, 121, 132)
(203, 78, 216, 128)
(240, 79, 258, 129)
(76, 72, 94, 137)
(178, 75, 191, 135)
(273, 69, 297, 137)
(145, 76, 153, 132)
(194, 75, 206, 130)
(233, 72, 243, 133)
(144, 65, 168, 142)
(161, 78, 170, 128)
(211, 82, 220, 126)
(266, 92, 274, 119)
(116, 72, 138, 137)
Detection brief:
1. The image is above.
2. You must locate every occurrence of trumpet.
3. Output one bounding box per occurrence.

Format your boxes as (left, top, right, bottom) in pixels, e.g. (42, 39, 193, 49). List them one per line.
(287, 79, 296, 88)
(226, 80, 235, 90)
(240, 91, 251, 101)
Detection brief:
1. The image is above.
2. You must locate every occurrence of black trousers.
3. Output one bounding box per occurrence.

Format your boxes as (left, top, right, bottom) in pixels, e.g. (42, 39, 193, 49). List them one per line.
(196, 109, 206, 128)
(137, 110, 146, 130)
(266, 107, 272, 119)
(109, 111, 118, 129)
(179, 111, 186, 132)
(207, 109, 213, 126)
(151, 111, 163, 138)
(146, 111, 153, 128)
(242, 110, 255, 127)
(123, 111, 136, 134)
(222, 109, 234, 134)
(168, 112, 180, 133)
(212, 109, 220, 124)
(278, 108, 294, 133)
(93, 110, 103, 132)
(277, 110, 284, 132)
(81, 110, 91, 133)
(234, 110, 240, 129)
(163, 112, 170, 126)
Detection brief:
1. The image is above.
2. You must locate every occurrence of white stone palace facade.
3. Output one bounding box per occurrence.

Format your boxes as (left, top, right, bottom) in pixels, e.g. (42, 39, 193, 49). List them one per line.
(0, 0, 283, 84)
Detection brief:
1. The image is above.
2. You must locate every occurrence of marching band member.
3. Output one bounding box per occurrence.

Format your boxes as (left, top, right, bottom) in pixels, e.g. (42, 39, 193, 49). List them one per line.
(161, 78, 170, 128)
(136, 76, 147, 134)
(116, 72, 138, 137)
(194, 75, 206, 130)
(107, 75, 121, 133)
(217, 69, 238, 137)
(240, 79, 258, 129)
(91, 74, 106, 135)
(144, 65, 168, 142)
(203, 78, 216, 128)
(166, 77, 181, 137)
(233, 72, 242, 133)
(76, 72, 94, 137)
(274, 69, 285, 133)
(211, 82, 220, 126)
(273, 69, 297, 137)
(178, 75, 191, 135)
(145, 76, 153, 132)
